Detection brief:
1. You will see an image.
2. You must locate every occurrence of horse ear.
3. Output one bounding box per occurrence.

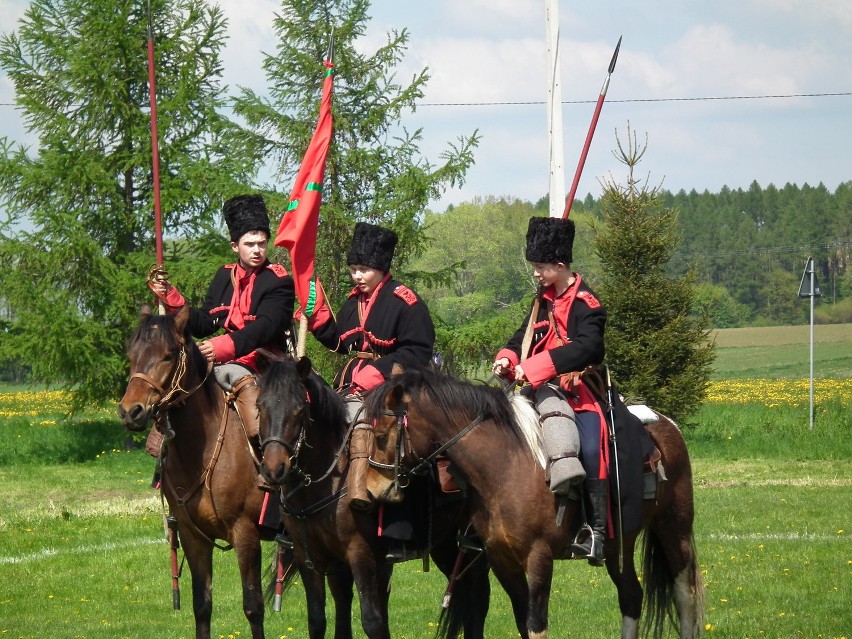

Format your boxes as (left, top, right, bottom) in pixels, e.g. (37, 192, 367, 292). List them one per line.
(140, 304, 153, 321)
(296, 356, 312, 381)
(173, 305, 190, 338)
(255, 349, 271, 374)
(385, 382, 406, 412)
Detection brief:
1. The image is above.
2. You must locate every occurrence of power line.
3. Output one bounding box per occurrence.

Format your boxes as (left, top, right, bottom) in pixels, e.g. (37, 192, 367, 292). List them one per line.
(0, 91, 850, 109)
(418, 91, 852, 107)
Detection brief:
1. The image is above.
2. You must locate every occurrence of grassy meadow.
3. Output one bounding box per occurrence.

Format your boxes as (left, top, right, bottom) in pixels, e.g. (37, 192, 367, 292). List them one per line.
(0, 324, 850, 638)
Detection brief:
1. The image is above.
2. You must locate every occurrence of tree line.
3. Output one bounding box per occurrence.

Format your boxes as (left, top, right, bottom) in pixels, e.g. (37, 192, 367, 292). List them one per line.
(415, 179, 851, 336)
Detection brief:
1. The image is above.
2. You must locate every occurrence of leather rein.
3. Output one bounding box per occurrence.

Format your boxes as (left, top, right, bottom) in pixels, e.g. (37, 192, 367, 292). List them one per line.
(368, 405, 487, 491)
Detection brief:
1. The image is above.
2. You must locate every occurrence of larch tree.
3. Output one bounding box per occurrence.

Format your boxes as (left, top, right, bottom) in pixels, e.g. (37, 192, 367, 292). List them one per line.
(0, 0, 258, 407)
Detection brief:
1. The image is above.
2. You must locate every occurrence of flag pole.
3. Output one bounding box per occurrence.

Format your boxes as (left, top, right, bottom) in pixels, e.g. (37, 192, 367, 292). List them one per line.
(562, 36, 622, 219)
(146, 0, 166, 313)
(278, 30, 334, 358)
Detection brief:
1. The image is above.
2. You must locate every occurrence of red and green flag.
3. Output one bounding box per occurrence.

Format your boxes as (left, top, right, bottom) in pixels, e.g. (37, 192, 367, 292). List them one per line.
(274, 58, 334, 318)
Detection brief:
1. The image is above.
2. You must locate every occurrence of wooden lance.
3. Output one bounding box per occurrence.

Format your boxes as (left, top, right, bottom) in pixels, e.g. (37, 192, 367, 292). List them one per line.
(562, 36, 622, 219)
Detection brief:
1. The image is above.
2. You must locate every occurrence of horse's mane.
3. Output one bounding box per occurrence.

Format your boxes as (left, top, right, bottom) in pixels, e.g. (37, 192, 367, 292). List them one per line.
(129, 311, 216, 403)
(366, 368, 526, 447)
(259, 358, 347, 436)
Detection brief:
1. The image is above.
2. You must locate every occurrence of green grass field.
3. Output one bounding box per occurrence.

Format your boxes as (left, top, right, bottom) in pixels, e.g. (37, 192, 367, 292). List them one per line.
(1, 324, 850, 638)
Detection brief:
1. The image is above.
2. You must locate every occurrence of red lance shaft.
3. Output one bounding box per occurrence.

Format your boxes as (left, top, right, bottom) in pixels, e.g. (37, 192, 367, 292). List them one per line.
(146, 1, 164, 268)
(562, 36, 622, 219)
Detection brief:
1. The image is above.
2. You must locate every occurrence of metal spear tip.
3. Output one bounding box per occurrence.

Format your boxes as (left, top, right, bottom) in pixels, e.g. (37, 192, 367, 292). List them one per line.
(325, 27, 335, 64)
(608, 35, 623, 75)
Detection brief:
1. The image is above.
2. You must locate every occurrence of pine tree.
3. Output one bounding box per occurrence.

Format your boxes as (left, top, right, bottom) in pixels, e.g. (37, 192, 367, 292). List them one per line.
(0, 0, 256, 406)
(594, 124, 714, 421)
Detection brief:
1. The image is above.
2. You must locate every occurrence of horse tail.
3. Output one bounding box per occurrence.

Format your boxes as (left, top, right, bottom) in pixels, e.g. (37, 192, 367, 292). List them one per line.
(641, 529, 704, 639)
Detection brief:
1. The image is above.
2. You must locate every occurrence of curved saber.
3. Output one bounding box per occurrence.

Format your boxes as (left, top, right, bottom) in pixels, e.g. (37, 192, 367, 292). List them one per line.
(562, 36, 622, 219)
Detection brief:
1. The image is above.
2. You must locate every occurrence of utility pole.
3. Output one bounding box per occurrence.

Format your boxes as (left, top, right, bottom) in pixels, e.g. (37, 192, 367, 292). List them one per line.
(798, 257, 822, 430)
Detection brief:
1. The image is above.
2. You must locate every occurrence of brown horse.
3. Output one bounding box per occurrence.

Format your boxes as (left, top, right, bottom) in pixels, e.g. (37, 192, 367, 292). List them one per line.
(255, 354, 491, 639)
(117, 305, 277, 639)
(363, 369, 704, 639)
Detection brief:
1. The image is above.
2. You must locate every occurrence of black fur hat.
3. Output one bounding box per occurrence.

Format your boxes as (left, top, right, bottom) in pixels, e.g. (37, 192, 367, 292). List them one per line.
(347, 222, 398, 273)
(525, 216, 575, 264)
(223, 195, 271, 243)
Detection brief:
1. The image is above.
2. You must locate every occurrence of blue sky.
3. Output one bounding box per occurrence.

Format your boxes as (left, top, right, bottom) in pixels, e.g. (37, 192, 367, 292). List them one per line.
(1, 0, 850, 211)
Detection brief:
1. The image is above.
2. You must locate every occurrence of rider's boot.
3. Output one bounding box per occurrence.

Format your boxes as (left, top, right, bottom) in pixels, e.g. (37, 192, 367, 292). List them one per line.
(385, 540, 424, 563)
(347, 425, 374, 511)
(145, 427, 164, 458)
(570, 478, 608, 567)
(231, 375, 271, 492)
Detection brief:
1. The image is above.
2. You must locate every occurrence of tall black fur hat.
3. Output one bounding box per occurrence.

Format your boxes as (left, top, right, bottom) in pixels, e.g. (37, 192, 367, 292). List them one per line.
(347, 222, 398, 273)
(223, 194, 271, 243)
(525, 216, 575, 264)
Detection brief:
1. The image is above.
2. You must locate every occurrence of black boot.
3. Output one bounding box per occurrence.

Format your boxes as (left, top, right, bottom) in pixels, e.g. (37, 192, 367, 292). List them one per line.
(385, 540, 424, 563)
(570, 478, 608, 567)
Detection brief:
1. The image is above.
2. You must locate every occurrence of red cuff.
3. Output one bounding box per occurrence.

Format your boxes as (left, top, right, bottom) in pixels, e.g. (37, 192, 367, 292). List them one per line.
(207, 334, 235, 364)
(522, 352, 558, 388)
(295, 300, 332, 332)
(351, 364, 385, 392)
(495, 348, 519, 368)
(163, 287, 186, 311)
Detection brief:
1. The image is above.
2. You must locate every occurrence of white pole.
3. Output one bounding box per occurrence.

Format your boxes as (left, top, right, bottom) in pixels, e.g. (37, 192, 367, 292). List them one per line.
(545, 0, 565, 218)
(809, 267, 815, 431)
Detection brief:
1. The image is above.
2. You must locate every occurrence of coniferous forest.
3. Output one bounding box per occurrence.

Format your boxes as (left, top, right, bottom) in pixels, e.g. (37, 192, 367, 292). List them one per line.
(413, 180, 852, 333)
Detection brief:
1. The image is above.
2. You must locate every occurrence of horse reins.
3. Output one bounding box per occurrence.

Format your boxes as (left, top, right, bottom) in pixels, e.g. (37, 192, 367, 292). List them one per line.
(368, 407, 488, 487)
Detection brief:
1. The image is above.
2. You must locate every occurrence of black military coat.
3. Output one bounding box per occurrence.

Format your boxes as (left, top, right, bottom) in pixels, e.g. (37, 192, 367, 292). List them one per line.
(312, 277, 435, 389)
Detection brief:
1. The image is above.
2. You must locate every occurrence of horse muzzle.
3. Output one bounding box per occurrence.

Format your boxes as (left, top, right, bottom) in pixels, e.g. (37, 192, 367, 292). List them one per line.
(116, 401, 153, 432)
(366, 465, 404, 504)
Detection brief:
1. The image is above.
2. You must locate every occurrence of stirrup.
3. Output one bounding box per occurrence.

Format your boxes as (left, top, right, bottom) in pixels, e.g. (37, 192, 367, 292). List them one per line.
(385, 542, 423, 564)
(275, 531, 293, 550)
(456, 533, 484, 553)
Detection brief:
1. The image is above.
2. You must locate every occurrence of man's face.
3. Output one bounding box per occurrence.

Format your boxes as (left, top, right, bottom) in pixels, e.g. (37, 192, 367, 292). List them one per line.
(348, 264, 385, 295)
(232, 231, 268, 270)
(531, 262, 566, 288)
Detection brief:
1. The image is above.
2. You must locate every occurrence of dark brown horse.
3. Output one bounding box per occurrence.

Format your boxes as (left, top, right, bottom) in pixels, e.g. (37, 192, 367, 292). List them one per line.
(255, 355, 491, 639)
(364, 369, 704, 639)
(117, 305, 277, 639)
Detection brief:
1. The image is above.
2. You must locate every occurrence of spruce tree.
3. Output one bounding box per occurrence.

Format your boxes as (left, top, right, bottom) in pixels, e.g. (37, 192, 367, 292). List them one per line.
(0, 0, 256, 407)
(233, 0, 480, 303)
(594, 125, 714, 421)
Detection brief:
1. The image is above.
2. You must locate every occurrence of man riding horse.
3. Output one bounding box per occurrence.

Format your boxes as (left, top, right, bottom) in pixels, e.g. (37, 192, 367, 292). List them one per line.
(300, 222, 436, 561)
(493, 216, 611, 565)
(147, 194, 295, 463)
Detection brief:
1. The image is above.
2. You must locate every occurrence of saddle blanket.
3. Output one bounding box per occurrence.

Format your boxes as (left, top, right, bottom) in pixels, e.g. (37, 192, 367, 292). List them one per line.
(626, 404, 658, 423)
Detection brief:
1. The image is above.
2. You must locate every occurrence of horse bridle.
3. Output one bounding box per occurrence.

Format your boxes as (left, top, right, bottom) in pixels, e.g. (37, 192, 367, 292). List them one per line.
(368, 405, 488, 491)
(129, 345, 212, 422)
(258, 392, 310, 478)
(259, 385, 350, 491)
